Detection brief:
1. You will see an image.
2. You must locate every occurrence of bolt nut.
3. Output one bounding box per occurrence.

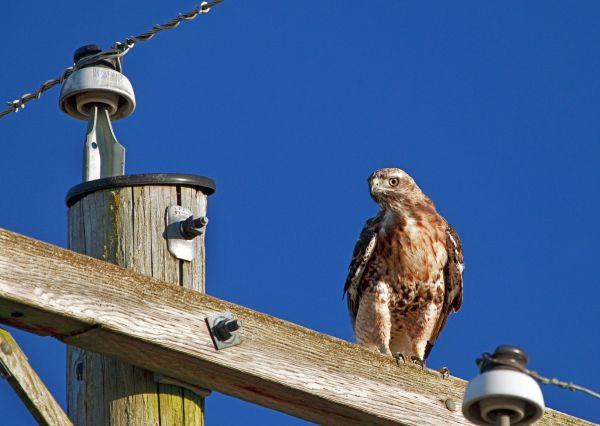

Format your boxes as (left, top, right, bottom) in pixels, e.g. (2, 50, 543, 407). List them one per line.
(206, 312, 242, 350)
(213, 318, 241, 341)
(180, 216, 209, 240)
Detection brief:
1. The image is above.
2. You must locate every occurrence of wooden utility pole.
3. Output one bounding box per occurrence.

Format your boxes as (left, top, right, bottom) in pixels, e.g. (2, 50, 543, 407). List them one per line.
(65, 174, 214, 425)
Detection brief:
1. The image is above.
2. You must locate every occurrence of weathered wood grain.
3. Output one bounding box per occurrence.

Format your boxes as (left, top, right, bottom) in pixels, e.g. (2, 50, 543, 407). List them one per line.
(0, 228, 592, 426)
(0, 328, 72, 426)
(66, 185, 208, 425)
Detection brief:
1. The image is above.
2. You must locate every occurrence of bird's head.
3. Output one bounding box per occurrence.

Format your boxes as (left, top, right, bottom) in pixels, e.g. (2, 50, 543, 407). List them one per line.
(368, 168, 426, 208)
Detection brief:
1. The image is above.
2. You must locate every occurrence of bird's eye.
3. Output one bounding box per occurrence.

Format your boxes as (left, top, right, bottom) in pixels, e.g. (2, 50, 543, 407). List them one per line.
(388, 177, 400, 187)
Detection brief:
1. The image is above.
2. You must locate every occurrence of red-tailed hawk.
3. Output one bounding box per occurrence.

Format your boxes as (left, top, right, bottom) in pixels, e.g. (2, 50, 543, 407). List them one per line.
(343, 168, 463, 364)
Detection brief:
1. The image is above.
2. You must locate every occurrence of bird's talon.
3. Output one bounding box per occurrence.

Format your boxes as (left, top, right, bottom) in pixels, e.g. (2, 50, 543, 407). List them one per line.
(410, 356, 426, 369)
(392, 352, 406, 364)
(438, 366, 450, 379)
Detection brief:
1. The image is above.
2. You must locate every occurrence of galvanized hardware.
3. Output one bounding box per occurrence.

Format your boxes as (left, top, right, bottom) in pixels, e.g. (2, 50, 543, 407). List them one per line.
(445, 398, 458, 412)
(166, 205, 208, 261)
(59, 45, 135, 182)
(166, 205, 195, 261)
(205, 312, 241, 350)
(0, 341, 12, 356)
(181, 216, 209, 239)
(83, 104, 125, 181)
(153, 373, 212, 397)
(212, 318, 240, 341)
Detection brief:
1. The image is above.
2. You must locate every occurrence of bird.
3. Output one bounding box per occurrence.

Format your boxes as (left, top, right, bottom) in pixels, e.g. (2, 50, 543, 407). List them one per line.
(343, 168, 463, 366)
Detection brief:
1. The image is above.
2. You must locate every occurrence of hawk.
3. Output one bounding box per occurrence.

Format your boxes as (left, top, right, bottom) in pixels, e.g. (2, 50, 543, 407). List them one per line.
(343, 168, 463, 364)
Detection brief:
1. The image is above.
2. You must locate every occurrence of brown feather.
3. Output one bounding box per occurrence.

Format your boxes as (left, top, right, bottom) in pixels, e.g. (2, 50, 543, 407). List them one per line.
(343, 216, 381, 329)
(424, 223, 464, 359)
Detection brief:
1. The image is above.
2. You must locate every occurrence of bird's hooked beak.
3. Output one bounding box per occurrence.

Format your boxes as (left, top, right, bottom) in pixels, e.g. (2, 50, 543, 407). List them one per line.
(368, 175, 381, 198)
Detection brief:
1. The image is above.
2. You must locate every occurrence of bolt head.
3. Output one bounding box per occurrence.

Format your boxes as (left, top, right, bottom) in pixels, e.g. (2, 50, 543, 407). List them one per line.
(226, 319, 241, 332)
(205, 312, 242, 350)
(0, 341, 12, 355)
(213, 318, 241, 341)
(445, 398, 458, 412)
(214, 319, 232, 341)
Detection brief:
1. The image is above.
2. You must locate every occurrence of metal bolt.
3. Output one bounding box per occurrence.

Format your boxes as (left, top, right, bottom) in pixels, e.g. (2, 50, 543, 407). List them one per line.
(0, 341, 12, 356)
(212, 318, 241, 341)
(180, 216, 209, 240)
(445, 398, 458, 412)
(76, 361, 84, 381)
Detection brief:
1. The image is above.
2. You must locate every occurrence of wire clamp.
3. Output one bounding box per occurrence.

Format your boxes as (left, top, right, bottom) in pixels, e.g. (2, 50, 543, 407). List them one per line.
(199, 2, 211, 13)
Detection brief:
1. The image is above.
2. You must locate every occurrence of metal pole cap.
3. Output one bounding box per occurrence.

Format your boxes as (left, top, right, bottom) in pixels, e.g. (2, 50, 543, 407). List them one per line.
(59, 45, 135, 121)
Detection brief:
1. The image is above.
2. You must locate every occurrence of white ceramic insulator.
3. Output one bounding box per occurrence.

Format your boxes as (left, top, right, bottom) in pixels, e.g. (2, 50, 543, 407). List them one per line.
(462, 370, 545, 426)
(59, 66, 135, 121)
(75, 92, 120, 117)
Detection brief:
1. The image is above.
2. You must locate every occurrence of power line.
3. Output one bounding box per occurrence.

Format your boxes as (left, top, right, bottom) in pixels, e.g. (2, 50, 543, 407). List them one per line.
(0, 0, 224, 120)
(478, 352, 600, 401)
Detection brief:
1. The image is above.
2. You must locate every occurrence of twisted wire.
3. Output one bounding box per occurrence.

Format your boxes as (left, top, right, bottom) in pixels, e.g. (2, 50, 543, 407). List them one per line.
(479, 352, 600, 400)
(0, 0, 224, 120)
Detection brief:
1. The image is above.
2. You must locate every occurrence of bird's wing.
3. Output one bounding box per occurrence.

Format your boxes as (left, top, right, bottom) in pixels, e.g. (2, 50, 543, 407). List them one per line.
(343, 217, 379, 328)
(425, 223, 464, 359)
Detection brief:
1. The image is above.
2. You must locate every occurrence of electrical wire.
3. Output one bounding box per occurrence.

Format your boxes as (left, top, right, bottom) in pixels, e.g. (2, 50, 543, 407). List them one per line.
(479, 352, 600, 401)
(0, 0, 224, 119)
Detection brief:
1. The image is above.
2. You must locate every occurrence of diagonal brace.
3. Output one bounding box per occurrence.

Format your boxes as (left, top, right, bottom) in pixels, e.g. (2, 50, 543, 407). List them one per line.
(0, 328, 72, 426)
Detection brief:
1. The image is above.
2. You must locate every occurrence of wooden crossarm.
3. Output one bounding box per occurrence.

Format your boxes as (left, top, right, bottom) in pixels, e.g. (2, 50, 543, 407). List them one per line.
(0, 228, 591, 426)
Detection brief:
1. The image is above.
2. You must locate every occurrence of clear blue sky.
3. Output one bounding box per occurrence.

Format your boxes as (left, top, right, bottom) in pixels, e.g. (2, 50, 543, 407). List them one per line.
(1, 1, 599, 424)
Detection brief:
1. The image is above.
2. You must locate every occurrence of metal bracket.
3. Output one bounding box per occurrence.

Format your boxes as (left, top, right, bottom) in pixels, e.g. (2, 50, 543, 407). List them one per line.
(205, 312, 241, 350)
(83, 104, 125, 181)
(166, 206, 208, 261)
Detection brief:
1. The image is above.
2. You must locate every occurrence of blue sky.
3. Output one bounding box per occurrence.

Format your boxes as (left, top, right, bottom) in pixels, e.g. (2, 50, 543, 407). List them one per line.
(1, 1, 599, 424)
